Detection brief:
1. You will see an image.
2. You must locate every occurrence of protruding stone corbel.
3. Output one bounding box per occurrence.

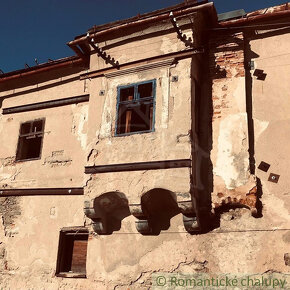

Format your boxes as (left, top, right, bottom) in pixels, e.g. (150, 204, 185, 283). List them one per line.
(84, 200, 107, 234)
(129, 204, 152, 235)
(177, 200, 200, 233)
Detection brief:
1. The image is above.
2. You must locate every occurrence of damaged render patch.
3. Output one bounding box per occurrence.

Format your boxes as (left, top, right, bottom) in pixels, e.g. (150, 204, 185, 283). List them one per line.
(71, 104, 88, 150)
(99, 89, 113, 138)
(87, 149, 99, 163)
(212, 175, 258, 217)
(214, 113, 250, 189)
(176, 132, 191, 143)
(0, 157, 16, 167)
(43, 151, 72, 167)
(0, 196, 21, 236)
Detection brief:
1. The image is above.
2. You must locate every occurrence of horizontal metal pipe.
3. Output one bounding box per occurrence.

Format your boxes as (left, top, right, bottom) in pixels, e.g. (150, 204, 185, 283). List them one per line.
(68, 2, 215, 47)
(0, 188, 84, 196)
(2, 94, 89, 114)
(85, 159, 192, 174)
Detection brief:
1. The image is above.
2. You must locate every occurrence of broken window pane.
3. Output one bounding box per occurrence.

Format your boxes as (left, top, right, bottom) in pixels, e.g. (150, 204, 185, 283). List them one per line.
(138, 82, 153, 98)
(120, 86, 134, 102)
(56, 229, 88, 278)
(116, 81, 155, 135)
(20, 122, 31, 135)
(33, 120, 44, 132)
(16, 119, 45, 161)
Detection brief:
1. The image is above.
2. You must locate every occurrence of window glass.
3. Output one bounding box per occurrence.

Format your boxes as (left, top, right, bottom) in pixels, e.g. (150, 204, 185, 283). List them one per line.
(120, 86, 134, 102)
(16, 119, 45, 161)
(116, 81, 155, 135)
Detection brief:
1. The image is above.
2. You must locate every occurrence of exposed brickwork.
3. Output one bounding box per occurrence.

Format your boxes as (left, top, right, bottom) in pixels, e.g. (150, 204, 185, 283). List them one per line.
(213, 186, 258, 217)
(284, 253, 290, 266)
(208, 31, 259, 216)
(209, 32, 245, 120)
(0, 197, 21, 234)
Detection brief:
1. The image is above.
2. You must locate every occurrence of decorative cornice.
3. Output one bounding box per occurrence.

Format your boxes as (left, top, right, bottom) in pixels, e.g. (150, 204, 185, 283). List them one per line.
(104, 59, 174, 78)
(80, 48, 204, 80)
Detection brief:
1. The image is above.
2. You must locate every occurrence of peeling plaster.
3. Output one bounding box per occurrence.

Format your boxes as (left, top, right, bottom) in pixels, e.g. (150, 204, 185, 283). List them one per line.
(71, 104, 88, 150)
(233, 78, 246, 112)
(0, 168, 21, 186)
(0, 157, 15, 167)
(261, 183, 290, 225)
(160, 73, 170, 129)
(99, 91, 113, 138)
(214, 113, 250, 189)
(43, 151, 72, 167)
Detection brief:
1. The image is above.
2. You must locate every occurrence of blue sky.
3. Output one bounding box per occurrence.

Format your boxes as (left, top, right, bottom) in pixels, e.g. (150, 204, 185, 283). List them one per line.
(0, 0, 285, 72)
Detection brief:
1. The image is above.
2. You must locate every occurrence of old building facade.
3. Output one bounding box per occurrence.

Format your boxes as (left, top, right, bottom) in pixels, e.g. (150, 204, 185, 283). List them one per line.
(0, 1, 289, 289)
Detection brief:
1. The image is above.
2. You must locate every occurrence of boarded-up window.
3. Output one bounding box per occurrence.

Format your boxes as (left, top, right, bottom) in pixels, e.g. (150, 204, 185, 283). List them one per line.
(16, 119, 45, 161)
(116, 80, 156, 135)
(56, 228, 88, 278)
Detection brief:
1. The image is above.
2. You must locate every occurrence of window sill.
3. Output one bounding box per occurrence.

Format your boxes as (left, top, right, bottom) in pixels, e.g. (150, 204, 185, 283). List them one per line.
(55, 272, 86, 279)
(115, 129, 155, 137)
(15, 157, 41, 163)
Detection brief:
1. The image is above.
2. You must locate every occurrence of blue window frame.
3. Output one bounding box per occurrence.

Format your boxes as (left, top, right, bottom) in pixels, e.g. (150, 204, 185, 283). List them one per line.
(115, 80, 156, 136)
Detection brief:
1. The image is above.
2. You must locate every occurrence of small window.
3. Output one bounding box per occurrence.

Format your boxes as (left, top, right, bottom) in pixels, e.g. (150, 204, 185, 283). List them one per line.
(56, 228, 89, 278)
(116, 80, 156, 135)
(16, 119, 45, 161)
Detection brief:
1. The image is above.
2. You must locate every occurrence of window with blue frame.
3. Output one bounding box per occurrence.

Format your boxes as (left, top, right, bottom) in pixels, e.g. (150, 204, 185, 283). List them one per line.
(115, 80, 156, 135)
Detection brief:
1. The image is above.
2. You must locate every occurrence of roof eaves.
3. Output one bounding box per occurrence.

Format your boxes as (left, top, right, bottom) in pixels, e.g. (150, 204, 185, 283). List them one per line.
(219, 3, 290, 27)
(73, 0, 210, 41)
(0, 56, 86, 82)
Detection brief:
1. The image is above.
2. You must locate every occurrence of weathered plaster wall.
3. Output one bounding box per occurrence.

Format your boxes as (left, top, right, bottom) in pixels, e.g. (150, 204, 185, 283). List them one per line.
(89, 15, 200, 72)
(87, 59, 192, 164)
(0, 208, 288, 289)
(0, 10, 289, 290)
(1, 70, 88, 105)
(0, 195, 85, 289)
(85, 53, 195, 206)
(250, 30, 290, 231)
(209, 32, 257, 213)
(0, 69, 89, 188)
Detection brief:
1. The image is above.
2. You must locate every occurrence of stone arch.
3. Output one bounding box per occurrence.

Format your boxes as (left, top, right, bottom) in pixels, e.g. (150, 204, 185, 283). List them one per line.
(84, 191, 130, 235)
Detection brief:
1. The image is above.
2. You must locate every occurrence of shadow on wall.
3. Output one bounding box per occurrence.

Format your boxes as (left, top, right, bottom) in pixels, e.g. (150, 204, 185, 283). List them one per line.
(244, 30, 260, 175)
(199, 30, 264, 230)
(192, 49, 214, 232)
(93, 191, 131, 234)
(90, 189, 183, 236)
(141, 188, 181, 235)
